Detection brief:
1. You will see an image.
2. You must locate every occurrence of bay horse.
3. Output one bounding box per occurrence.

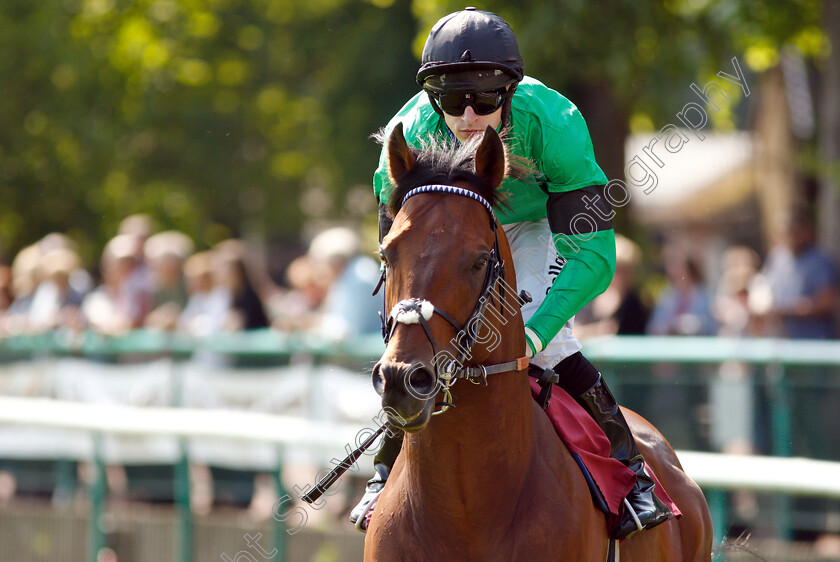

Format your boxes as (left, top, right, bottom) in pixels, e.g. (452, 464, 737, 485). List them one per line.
(365, 123, 713, 561)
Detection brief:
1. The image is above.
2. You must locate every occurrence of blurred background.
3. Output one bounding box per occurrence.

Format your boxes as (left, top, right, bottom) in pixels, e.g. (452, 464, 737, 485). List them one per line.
(0, 0, 838, 560)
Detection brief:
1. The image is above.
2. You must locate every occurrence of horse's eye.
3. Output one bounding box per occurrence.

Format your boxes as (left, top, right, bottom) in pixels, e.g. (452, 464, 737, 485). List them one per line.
(379, 248, 389, 266)
(472, 255, 489, 271)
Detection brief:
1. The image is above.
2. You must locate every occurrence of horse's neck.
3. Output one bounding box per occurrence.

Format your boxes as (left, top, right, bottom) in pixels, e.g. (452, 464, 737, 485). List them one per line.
(406, 240, 535, 487)
(400, 238, 547, 525)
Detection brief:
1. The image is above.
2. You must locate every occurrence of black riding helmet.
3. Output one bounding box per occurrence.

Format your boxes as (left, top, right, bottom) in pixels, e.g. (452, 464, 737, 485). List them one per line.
(417, 8, 524, 122)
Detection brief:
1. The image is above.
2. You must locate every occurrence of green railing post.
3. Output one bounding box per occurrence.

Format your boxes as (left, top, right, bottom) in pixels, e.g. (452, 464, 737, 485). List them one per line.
(767, 363, 793, 540)
(175, 442, 193, 562)
(89, 433, 107, 562)
(273, 450, 287, 562)
(706, 488, 727, 557)
(170, 356, 193, 562)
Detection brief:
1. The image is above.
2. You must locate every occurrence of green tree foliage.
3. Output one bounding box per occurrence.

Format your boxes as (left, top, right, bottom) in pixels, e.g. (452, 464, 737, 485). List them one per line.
(0, 0, 826, 263)
(0, 0, 418, 262)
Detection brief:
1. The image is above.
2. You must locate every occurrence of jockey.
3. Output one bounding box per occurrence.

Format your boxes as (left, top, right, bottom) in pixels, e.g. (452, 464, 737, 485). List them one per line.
(352, 8, 673, 539)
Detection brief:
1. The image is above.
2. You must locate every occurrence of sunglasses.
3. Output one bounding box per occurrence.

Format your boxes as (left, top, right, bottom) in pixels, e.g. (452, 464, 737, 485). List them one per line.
(428, 89, 506, 116)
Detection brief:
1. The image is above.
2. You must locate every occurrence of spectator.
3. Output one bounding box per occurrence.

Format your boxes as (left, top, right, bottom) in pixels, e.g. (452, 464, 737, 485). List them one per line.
(178, 251, 221, 336)
(212, 240, 269, 331)
(144, 231, 194, 331)
(2, 245, 42, 334)
(710, 246, 761, 460)
(82, 234, 151, 334)
(27, 248, 86, 332)
(188, 240, 269, 513)
(117, 214, 157, 317)
(715, 246, 762, 338)
(752, 210, 838, 339)
(270, 255, 330, 332)
(647, 247, 717, 336)
(307, 227, 381, 341)
(575, 234, 650, 338)
(37, 232, 93, 296)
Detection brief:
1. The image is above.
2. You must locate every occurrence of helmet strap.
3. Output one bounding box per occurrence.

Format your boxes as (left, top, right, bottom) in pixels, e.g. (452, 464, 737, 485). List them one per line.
(426, 90, 445, 119)
(500, 84, 517, 127)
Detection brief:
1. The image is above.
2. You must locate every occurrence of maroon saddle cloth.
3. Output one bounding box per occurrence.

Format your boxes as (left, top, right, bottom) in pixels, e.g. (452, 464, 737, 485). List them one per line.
(528, 378, 682, 527)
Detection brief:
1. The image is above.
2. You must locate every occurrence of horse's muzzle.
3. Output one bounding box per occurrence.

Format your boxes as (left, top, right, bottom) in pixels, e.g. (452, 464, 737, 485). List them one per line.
(372, 360, 438, 432)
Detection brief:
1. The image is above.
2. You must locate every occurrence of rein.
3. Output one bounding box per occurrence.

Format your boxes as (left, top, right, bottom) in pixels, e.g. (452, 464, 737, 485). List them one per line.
(374, 184, 528, 414)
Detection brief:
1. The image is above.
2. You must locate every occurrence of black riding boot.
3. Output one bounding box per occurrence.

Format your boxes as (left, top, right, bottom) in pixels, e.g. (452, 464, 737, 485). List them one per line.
(576, 374, 674, 539)
(349, 430, 403, 531)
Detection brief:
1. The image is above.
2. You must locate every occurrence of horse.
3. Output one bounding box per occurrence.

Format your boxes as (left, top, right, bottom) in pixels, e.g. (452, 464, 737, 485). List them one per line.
(364, 122, 713, 561)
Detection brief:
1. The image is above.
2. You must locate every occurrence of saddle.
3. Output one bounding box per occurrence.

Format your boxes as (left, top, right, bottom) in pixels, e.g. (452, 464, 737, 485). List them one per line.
(527, 371, 681, 529)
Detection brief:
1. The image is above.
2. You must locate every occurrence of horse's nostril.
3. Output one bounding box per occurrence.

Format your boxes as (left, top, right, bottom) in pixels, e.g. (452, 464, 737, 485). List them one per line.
(375, 361, 437, 401)
(405, 363, 438, 399)
(371, 362, 385, 395)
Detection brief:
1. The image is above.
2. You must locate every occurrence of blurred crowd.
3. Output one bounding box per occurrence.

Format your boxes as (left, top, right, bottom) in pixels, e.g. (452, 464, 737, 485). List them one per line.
(576, 210, 839, 341)
(0, 215, 384, 523)
(0, 210, 837, 343)
(0, 214, 382, 342)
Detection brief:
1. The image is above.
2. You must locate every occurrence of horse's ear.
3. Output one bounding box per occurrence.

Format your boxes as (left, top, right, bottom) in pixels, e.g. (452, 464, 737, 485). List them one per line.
(387, 122, 416, 185)
(475, 126, 506, 189)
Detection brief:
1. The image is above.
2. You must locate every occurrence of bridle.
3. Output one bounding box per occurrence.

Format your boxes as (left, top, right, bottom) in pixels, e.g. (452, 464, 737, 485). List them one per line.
(300, 184, 528, 506)
(373, 184, 529, 414)
(300, 185, 537, 506)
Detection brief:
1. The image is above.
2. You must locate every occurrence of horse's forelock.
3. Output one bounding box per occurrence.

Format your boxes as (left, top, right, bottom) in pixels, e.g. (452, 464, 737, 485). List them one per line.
(384, 132, 516, 218)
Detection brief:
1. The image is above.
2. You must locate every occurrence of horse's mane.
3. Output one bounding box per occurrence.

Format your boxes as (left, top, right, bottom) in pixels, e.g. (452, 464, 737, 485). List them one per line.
(375, 128, 537, 218)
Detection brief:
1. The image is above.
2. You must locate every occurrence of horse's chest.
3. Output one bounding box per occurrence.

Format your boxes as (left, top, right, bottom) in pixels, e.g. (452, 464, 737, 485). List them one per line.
(367, 498, 605, 562)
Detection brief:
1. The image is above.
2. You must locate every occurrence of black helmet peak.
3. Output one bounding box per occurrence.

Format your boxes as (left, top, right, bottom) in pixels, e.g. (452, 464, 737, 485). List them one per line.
(416, 9, 524, 90)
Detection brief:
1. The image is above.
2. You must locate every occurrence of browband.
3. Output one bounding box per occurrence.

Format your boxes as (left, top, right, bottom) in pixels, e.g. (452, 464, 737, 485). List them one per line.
(401, 184, 497, 226)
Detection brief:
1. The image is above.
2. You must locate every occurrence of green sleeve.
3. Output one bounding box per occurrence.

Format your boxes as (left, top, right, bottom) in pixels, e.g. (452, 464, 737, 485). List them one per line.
(519, 80, 608, 194)
(524, 228, 616, 350)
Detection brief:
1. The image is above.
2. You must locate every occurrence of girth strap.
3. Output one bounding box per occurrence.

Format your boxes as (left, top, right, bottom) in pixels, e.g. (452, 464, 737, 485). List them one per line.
(528, 364, 560, 409)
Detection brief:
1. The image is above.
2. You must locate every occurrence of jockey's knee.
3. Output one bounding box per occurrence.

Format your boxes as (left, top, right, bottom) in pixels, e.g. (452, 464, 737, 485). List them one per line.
(552, 352, 600, 396)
